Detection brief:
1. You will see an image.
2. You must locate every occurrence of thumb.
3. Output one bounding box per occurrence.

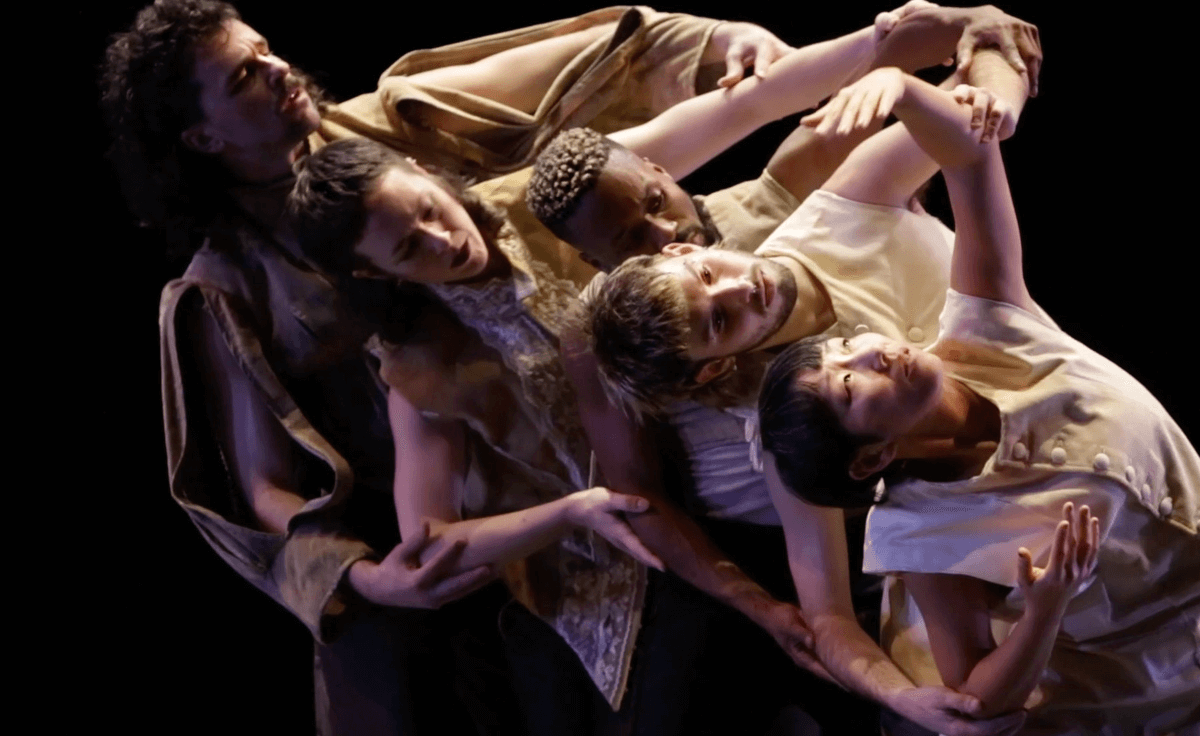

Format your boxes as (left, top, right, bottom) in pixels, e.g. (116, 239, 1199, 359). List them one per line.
(612, 493, 651, 513)
(942, 689, 983, 716)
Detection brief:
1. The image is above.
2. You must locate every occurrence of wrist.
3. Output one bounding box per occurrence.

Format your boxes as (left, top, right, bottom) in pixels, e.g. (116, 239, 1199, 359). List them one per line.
(347, 558, 380, 602)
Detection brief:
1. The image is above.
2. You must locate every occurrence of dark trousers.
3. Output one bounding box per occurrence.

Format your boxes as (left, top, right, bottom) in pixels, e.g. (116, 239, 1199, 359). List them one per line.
(315, 581, 524, 736)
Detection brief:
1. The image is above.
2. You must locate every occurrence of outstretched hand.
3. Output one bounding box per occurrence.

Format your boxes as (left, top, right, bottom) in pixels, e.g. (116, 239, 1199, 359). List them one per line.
(349, 522, 494, 609)
(801, 67, 906, 137)
(569, 487, 665, 570)
(710, 21, 794, 88)
(1017, 502, 1100, 614)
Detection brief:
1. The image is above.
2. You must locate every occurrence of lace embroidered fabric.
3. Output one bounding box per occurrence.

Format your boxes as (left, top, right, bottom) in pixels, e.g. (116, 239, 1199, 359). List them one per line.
(428, 221, 645, 706)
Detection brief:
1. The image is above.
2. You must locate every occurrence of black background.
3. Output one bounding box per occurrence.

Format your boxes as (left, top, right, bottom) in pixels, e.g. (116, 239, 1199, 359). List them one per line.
(69, 2, 1190, 732)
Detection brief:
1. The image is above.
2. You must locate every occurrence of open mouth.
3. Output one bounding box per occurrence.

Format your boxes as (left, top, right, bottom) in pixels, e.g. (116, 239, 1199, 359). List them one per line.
(279, 85, 306, 115)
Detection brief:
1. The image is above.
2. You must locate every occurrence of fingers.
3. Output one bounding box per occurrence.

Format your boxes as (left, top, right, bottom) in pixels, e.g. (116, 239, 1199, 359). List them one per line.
(424, 565, 494, 608)
(1019, 24, 1042, 97)
(414, 538, 467, 589)
(998, 36, 1028, 79)
(603, 520, 665, 571)
(1016, 547, 1034, 590)
(719, 46, 749, 89)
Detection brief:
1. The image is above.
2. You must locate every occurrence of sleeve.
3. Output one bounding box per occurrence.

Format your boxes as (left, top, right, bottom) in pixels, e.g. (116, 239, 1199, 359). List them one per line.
(319, 7, 720, 179)
(863, 472, 1123, 589)
(160, 280, 374, 643)
(705, 169, 801, 254)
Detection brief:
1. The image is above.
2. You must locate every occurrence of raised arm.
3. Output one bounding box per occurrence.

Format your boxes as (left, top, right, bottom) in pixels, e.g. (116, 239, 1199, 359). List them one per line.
(904, 503, 1100, 717)
(406, 13, 791, 115)
(385, 387, 663, 575)
(763, 456, 1026, 736)
(560, 326, 825, 676)
(766, 6, 1036, 204)
(821, 48, 1028, 209)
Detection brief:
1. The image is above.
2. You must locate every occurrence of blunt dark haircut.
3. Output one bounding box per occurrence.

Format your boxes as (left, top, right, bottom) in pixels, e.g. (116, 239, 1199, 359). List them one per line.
(100, 0, 240, 254)
(526, 127, 614, 239)
(288, 138, 505, 281)
(757, 336, 882, 508)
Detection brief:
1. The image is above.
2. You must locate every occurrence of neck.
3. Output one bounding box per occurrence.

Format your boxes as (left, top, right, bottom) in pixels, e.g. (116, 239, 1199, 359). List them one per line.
(896, 378, 1000, 460)
(757, 256, 835, 350)
(220, 138, 307, 185)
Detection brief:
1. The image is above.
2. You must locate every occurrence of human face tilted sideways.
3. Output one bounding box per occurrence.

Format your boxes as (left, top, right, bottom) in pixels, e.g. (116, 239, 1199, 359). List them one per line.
(564, 148, 713, 270)
(656, 243, 798, 368)
(802, 334, 944, 444)
(352, 166, 491, 284)
(183, 20, 321, 165)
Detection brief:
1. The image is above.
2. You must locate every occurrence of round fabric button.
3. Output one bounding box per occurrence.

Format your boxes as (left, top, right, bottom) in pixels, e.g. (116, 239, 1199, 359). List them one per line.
(1093, 453, 1110, 472)
(1050, 447, 1067, 465)
(1159, 497, 1174, 518)
(1012, 442, 1029, 461)
(854, 324, 869, 334)
(1125, 466, 1137, 484)
(907, 327, 925, 343)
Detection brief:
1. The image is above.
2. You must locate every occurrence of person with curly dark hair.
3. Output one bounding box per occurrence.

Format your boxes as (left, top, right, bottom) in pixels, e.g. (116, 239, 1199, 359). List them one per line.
(101, 1, 801, 732)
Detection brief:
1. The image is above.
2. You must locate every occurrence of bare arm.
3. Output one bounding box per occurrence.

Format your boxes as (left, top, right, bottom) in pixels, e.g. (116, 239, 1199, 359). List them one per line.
(192, 305, 488, 608)
(611, 24, 882, 179)
(561, 327, 823, 674)
(878, 72, 1035, 311)
(823, 49, 1028, 209)
(764, 456, 1027, 736)
(386, 388, 662, 574)
(904, 504, 1100, 717)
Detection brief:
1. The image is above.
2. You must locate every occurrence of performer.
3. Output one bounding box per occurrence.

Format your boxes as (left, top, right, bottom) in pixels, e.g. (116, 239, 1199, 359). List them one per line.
(286, 11, 1038, 734)
(101, 1, 789, 732)
(758, 69, 1200, 735)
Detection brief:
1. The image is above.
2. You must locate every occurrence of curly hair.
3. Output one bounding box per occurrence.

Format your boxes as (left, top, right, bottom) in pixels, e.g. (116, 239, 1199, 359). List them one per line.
(757, 337, 882, 508)
(100, 1, 241, 252)
(526, 127, 613, 237)
(288, 138, 505, 282)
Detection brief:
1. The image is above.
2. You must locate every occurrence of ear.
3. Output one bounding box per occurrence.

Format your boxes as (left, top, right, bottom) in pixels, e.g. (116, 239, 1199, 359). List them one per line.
(661, 242, 702, 258)
(849, 440, 897, 480)
(692, 356, 736, 386)
(180, 124, 224, 155)
(643, 158, 671, 178)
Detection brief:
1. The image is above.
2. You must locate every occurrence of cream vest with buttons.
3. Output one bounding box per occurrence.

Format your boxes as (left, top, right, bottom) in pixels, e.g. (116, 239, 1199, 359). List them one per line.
(865, 290, 1199, 735)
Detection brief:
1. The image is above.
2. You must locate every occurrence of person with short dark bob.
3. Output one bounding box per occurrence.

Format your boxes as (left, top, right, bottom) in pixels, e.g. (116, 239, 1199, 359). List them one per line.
(757, 68, 1198, 733)
(758, 335, 882, 508)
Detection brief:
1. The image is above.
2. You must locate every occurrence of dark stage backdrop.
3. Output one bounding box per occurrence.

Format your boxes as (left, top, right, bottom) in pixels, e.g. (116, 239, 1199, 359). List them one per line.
(74, 2, 1188, 733)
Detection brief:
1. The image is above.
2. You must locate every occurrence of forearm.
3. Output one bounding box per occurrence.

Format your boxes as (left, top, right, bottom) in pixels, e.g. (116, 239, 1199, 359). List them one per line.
(626, 501, 777, 619)
(958, 602, 1065, 716)
(415, 496, 579, 572)
(812, 612, 921, 707)
(615, 26, 879, 179)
